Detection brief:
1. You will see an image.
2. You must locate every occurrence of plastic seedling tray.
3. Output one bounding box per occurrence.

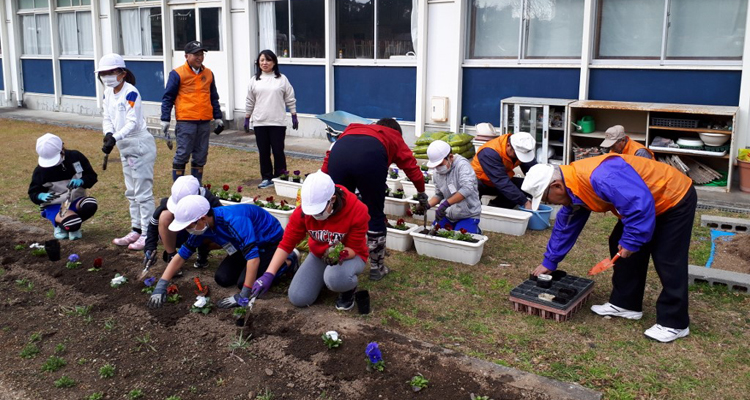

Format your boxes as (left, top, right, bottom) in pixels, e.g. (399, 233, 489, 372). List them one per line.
(509, 274, 595, 322)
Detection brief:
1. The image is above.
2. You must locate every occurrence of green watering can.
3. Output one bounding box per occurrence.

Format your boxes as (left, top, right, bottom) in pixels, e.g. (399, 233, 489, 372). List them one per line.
(572, 116, 595, 133)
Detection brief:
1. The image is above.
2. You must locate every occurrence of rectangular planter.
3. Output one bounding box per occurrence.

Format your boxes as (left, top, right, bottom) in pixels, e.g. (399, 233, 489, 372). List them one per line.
(271, 178, 302, 199)
(409, 230, 489, 266)
(386, 220, 419, 252)
(405, 199, 436, 222)
(218, 196, 253, 207)
(262, 203, 296, 229)
(479, 205, 531, 236)
(401, 180, 436, 198)
(384, 196, 409, 217)
(386, 177, 403, 192)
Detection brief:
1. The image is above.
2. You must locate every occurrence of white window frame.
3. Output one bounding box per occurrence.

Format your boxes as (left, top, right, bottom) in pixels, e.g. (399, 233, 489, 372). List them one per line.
(56, 8, 94, 58)
(115, 1, 163, 60)
(17, 9, 52, 57)
(171, 5, 223, 53)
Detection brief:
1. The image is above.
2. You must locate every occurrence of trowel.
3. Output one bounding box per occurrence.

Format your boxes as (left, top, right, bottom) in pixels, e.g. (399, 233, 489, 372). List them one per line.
(237, 296, 258, 334)
(58, 188, 73, 217)
(588, 253, 621, 276)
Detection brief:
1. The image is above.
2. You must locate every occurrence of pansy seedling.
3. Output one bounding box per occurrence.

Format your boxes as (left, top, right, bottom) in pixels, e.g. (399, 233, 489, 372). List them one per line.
(322, 330, 342, 349)
(66, 254, 81, 269)
(190, 296, 212, 315)
(237, 186, 243, 193)
(205, 183, 212, 190)
(222, 184, 230, 191)
(110, 274, 127, 288)
(365, 342, 385, 372)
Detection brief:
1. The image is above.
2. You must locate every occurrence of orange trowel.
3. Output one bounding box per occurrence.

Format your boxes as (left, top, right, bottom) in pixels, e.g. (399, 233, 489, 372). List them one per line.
(588, 253, 621, 276)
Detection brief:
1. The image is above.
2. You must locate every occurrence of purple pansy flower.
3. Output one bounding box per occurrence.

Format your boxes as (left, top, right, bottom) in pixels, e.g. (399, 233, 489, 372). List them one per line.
(366, 342, 383, 364)
(68, 254, 79, 263)
(144, 277, 156, 287)
(293, 170, 301, 176)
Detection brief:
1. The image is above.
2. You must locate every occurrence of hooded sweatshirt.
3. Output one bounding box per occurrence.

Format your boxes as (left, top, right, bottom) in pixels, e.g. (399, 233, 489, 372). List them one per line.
(433, 154, 481, 221)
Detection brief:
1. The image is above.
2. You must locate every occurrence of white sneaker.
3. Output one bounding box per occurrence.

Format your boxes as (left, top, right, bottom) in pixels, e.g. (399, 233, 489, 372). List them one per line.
(128, 235, 146, 250)
(644, 324, 690, 343)
(113, 231, 140, 246)
(591, 302, 643, 320)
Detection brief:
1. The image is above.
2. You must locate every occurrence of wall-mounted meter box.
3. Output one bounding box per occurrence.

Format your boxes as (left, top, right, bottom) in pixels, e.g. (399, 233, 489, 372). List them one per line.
(431, 96, 449, 122)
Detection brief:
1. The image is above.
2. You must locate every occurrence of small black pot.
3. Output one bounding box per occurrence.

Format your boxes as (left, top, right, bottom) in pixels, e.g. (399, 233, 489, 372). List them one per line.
(551, 270, 567, 281)
(536, 274, 553, 289)
(45, 239, 61, 262)
(355, 290, 371, 315)
(557, 287, 578, 299)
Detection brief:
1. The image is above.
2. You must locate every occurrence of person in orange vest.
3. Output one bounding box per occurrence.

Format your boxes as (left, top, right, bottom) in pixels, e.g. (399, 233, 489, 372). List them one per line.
(161, 40, 224, 184)
(521, 155, 697, 343)
(599, 125, 654, 159)
(471, 126, 537, 209)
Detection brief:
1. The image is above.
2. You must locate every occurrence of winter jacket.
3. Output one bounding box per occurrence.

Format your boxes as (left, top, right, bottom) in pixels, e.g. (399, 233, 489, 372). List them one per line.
(161, 63, 222, 122)
(102, 81, 149, 141)
(28, 150, 98, 206)
(245, 71, 297, 127)
(145, 188, 223, 252)
(433, 155, 481, 221)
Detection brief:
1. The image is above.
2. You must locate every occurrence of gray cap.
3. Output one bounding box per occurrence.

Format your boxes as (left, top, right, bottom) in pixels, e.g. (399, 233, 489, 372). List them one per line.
(600, 125, 626, 148)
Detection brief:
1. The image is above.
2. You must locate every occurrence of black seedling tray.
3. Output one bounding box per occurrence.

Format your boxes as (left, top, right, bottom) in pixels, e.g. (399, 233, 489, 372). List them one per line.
(510, 274, 594, 310)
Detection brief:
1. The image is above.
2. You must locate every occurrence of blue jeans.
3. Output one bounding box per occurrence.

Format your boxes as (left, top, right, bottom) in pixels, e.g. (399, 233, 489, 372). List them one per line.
(434, 217, 481, 234)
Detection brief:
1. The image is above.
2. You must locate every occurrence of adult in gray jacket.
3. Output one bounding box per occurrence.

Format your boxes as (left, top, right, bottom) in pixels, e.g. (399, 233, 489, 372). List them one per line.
(424, 140, 482, 233)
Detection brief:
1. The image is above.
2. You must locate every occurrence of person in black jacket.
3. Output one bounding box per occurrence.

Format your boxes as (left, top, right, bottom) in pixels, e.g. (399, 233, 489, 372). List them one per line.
(28, 133, 98, 240)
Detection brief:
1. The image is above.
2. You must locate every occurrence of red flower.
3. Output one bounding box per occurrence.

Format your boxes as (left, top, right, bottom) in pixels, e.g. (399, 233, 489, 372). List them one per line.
(397, 218, 405, 226)
(445, 223, 453, 231)
(339, 249, 350, 260)
(459, 228, 468, 234)
(205, 184, 211, 190)
(266, 196, 274, 203)
(222, 184, 229, 191)
(280, 200, 287, 206)
(253, 196, 259, 202)
(167, 284, 179, 295)
(93, 258, 103, 268)
(406, 208, 413, 217)
(237, 186, 243, 193)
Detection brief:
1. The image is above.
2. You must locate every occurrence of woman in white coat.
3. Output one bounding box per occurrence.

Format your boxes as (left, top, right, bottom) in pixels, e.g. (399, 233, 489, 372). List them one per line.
(97, 53, 157, 250)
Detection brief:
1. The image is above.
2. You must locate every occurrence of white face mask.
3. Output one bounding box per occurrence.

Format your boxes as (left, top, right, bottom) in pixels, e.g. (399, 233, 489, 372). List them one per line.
(101, 75, 121, 88)
(312, 200, 333, 220)
(186, 220, 208, 235)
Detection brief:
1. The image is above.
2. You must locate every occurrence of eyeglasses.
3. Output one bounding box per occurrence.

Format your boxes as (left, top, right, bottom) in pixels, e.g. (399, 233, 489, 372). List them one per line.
(313, 198, 334, 217)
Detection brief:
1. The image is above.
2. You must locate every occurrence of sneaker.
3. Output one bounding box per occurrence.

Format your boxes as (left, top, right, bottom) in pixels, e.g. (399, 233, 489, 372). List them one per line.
(257, 179, 274, 189)
(128, 236, 146, 250)
(113, 231, 140, 246)
(335, 288, 356, 311)
(644, 324, 690, 343)
(53, 226, 68, 240)
(194, 254, 209, 269)
(591, 302, 643, 320)
(369, 265, 390, 281)
(68, 230, 82, 241)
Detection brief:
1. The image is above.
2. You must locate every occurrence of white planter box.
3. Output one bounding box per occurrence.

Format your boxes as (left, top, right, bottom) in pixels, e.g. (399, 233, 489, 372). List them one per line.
(386, 177, 403, 192)
(402, 180, 436, 198)
(479, 205, 531, 236)
(271, 178, 302, 199)
(386, 220, 419, 252)
(409, 230, 489, 266)
(263, 203, 296, 229)
(405, 199, 436, 222)
(218, 196, 254, 207)
(383, 196, 409, 217)
(480, 195, 497, 205)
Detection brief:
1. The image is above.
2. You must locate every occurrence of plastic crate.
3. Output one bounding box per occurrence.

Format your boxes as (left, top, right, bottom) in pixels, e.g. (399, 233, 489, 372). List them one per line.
(509, 274, 595, 322)
(651, 117, 699, 129)
(704, 144, 730, 153)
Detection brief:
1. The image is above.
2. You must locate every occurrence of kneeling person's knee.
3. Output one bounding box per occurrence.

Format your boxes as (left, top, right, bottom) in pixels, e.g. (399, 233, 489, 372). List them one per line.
(60, 214, 82, 232)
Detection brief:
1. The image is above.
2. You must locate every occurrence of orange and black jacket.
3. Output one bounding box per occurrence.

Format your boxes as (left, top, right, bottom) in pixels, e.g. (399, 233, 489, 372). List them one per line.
(161, 62, 222, 122)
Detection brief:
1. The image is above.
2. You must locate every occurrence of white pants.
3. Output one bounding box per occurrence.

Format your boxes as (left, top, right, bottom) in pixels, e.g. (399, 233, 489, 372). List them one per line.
(119, 131, 157, 233)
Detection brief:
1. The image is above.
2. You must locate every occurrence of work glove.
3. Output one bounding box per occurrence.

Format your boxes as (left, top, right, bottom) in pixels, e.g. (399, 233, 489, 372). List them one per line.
(217, 284, 253, 309)
(250, 272, 275, 298)
(67, 179, 84, 189)
(243, 117, 250, 133)
(37, 192, 60, 203)
(416, 192, 430, 209)
(102, 133, 116, 154)
(143, 249, 157, 267)
(161, 121, 170, 136)
(147, 279, 169, 309)
(435, 200, 450, 221)
(291, 114, 299, 130)
(213, 119, 224, 135)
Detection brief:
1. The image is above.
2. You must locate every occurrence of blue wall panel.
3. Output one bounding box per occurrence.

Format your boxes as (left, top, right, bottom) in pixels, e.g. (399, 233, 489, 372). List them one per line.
(280, 64, 325, 115)
(334, 66, 416, 121)
(462, 68, 580, 126)
(60, 60, 96, 97)
(589, 69, 741, 106)
(0, 61, 4, 91)
(22, 59, 54, 94)
(126, 60, 164, 102)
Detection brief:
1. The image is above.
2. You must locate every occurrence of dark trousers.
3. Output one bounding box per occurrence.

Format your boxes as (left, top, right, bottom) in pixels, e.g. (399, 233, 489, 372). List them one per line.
(478, 177, 526, 209)
(214, 242, 279, 289)
(608, 186, 697, 329)
(326, 135, 388, 232)
(255, 125, 287, 180)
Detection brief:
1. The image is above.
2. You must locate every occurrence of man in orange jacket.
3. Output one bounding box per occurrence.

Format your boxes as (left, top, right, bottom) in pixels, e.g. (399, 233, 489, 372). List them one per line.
(161, 40, 224, 184)
(600, 125, 654, 159)
(522, 155, 696, 343)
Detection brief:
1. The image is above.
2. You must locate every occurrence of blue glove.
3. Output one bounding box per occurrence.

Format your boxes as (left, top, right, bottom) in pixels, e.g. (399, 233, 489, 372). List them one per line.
(37, 192, 60, 203)
(68, 179, 84, 189)
(435, 200, 450, 221)
(292, 114, 299, 130)
(147, 279, 169, 309)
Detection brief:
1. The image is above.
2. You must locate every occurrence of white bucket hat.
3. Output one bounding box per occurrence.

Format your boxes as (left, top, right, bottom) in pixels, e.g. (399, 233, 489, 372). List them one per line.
(167, 175, 201, 213)
(36, 133, 63, 168)
(169, 195, 210, 232)
(96, 53, 126, 73)
(426, 140, 451, 168)
(301, 171, 335, 215)
(510, 132, 536, 163)
(521, 164, 555, 211)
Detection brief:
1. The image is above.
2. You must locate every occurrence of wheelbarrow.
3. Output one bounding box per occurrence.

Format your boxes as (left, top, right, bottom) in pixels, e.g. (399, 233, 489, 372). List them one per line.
(315, 111, 371, 143)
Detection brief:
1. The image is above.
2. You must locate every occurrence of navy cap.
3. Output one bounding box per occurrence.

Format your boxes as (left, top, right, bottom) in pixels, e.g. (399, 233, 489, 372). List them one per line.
(184, 40, 207, 54)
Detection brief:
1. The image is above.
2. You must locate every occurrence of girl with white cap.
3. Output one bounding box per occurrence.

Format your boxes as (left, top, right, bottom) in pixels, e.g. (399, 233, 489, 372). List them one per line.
(97, 53, 157, 250)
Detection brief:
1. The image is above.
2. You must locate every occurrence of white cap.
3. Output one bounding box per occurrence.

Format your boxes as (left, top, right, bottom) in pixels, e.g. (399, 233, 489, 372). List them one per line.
(301, 171, 335, 215)
(167, 175, 201, 213)
(96, 53, 126, 73)
(169, 195, 210, 232)
(426, 140, 451, 168)
(36, 133, 63, 167)
(521, 164, 555, 211)
(510, 132, 536, 163)
(476, 123, 497, 136)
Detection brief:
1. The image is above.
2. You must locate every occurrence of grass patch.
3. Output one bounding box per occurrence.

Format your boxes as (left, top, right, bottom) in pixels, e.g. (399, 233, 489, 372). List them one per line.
(40, 356, 67, 372)
(99, 363, 116, 378)
(127, 389, 144, 399)
(19, 343, 40, 359)
(53, 375, 76, 388)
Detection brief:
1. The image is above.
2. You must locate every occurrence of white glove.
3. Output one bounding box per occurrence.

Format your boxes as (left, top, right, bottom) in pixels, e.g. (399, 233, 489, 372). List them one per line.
(161, 121, 170, 135)
(214, 119, 224, 127)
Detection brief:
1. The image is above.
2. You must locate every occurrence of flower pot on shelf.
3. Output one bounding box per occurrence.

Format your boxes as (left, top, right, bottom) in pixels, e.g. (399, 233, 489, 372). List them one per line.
(386, 220, 419, 251)
(401, 180, 436, 198)
(478, 205, 531, 236)
(383, 197, 409, 217)
(409, 230, 488, 266)
(271, 178, 302, 198)
(738, 159, 750, 193)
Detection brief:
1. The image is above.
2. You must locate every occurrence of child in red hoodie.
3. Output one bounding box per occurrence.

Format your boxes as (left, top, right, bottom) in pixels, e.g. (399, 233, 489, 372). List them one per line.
(249, 171, 369, 310)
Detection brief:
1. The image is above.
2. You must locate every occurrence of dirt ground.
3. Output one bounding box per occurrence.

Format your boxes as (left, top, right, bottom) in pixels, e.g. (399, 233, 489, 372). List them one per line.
(710, 233, 750, 274)
(0, 216, 595, 400)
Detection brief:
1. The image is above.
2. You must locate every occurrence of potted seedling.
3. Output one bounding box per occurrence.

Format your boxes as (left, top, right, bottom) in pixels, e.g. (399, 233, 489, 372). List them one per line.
(409, 374, 429, 392)
(141, 277, 156, 294)
(272, 170, 303, 198)
(423, 172, 431, 184)
(66, 254, 81, 269)
(218, 184, 231, 200)
(190, 296, 212, 315)
(110, 273, 128, 288)
(410, 225, 489, 266)
(389, 168, 399, 179)
(88, 258, 103, 272)
(322, 242, 348, 266)
(365, 342, 385, 372)
(322, 331, 342, 349)
(230, 186, 243, 202)
(391, 189, 405, 199)
(291, 170, 302, 183)
(279, 170, 290, 181)
(386, 219, 418, 251)
(261, 197, 295, 229)
(166, 284, 181, 303)
(30, 243, 47, 257)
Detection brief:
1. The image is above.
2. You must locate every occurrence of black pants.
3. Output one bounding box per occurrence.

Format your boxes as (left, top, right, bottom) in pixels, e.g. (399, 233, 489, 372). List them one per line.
(478, 177, 526, 209)
(255, 125, 287, 181)
(214, 242, 279, 289)
(608, 186, 697, 329)
(327, 135, 388, 232)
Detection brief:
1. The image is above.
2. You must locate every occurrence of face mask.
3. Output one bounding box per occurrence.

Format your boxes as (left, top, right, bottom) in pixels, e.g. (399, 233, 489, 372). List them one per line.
(186, 221, 208, 235)
(101, 75, 121, 88)
(435, 159, 451, 174)
(312, 209, 332, 221)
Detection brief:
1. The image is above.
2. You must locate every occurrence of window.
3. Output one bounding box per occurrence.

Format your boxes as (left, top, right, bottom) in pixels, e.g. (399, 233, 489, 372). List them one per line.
(336, 0, 417, 60)
(21, 14, 51, 55)
(58, 11, 93, 56)
(18, 0, 49, 10)
(56, 0, 90, 6)
(119, 7, 163, 56)
(467, 0, 584, 60)
(257, 0, 325, 59)
(596, 0, 748, 61)
(173, 8, 220, 51)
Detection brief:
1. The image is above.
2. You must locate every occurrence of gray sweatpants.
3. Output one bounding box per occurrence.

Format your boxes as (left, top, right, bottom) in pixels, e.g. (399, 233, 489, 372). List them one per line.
(288, 253, 365, 307)
(174, 121, 211, 166)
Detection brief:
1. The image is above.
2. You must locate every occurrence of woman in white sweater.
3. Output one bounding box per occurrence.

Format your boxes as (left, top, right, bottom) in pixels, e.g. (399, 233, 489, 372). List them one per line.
(244, 50, 298, 189)
(97, 53, 157, 250)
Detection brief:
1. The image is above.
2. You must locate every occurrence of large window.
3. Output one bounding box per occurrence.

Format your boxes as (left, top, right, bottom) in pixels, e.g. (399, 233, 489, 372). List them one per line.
(18, 0, 49, 9)
(257, 0, 325, 59)
(596, 0, 747, 61)
(173, 8, 221, 51)
(119, 7, 163, 56)
(336, 0, 417, 60)
(58, 11, 93, 56)
(21, 14, 51, 55)
(468, 0, 584, 60)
